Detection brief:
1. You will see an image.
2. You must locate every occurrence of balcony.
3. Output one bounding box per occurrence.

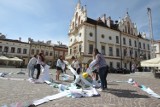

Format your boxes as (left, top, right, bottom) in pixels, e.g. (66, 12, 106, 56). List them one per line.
(65, 52, 84, 63)
(69, 27, 78, 35)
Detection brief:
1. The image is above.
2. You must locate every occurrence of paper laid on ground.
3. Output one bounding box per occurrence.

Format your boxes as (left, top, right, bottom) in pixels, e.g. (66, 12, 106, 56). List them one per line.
(33, 97, 50, 106)
(145, 88, 160, 98)
(9, 78, 25, 81)
(45, 80, 52, 85)
(83, 88, 99, 97)
(46, 92, 69, 100)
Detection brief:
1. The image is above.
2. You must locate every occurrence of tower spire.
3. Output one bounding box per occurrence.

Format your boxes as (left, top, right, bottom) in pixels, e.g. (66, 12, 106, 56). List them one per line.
(77, 0, 81, 9)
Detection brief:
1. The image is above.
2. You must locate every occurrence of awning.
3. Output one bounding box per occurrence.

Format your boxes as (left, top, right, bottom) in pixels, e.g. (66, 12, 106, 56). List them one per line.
(0, 56, 10, 61)
(141, 57, 160, 67)
(9, 57, 23, 62)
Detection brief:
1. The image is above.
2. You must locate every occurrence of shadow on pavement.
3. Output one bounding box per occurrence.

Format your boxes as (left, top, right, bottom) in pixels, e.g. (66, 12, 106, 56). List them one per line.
(108, 83, 119, 85)
(108, 88, 150, 98)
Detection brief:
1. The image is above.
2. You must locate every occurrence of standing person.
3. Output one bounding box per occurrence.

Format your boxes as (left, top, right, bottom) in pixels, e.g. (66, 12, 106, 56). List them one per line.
(27, 55, 37, 79)
(36, 52, 45, 79)
(93, 48, 108, 91)
(92, 54, 99, 81)
(56, 56, 64, 81)
(71, 56, 81, 80)
(132, 63, 135, 73)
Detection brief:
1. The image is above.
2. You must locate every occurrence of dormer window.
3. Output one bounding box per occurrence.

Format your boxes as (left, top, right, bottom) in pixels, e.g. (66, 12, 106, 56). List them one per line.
(70, 39, 72, 42)
(79, 33, 81, 37)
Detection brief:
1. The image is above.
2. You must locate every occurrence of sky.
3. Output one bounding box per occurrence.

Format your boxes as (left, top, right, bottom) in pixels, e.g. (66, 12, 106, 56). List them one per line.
(0, 0, 159, 45)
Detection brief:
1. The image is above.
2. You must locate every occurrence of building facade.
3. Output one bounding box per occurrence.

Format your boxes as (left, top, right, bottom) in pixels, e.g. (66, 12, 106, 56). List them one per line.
(53, 44, 68, 67)
(153, 40, 160, 58)
(0, 35, 68, 68)
(0, 37, 30, 66)
(66, 1, 151, 70)
(29, 40, 54, 67)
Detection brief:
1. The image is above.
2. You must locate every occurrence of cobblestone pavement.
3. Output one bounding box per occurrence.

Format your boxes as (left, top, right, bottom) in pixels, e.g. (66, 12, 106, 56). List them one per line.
(0, 68, 160, 107)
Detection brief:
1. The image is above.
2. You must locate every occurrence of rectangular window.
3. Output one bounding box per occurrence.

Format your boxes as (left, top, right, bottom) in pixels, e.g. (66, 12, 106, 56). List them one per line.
(4, 46, 9, 52)
(109, 62, 113, 68)
(109, 47, 113, 56)
(153, 46, 156, 52)
(31, 49, 34, 55)
(116, 48, 120, 57)
(135, 51, 137, 58)
(124, 63, 127, 68)
(123, 38, 126, 45)
(148, 54, 150, 59)
(116, 36, 119, 43)
(23, 49, 27, 54)
(139, 42, 141, 48)
(147, 44, 150, 50)
(123, 49, 127, 56)
(130, 49, 133, 56)
(134, 40, 137, 47)
(129, 39, 132, 46)
(117, 62, 120, 68)
(143, 43, 145, 49)
(0, 46, 2, 52)
(11, 47, 15, 53)
(46, 51, 48, 56)
(55, 51, 58, 58)
(101, 45, 105, 55)
(89, 44, 93, 54)
(50, 52, 53, 56)
(36, 50, 39, 54)
(17, 48, 21, 53)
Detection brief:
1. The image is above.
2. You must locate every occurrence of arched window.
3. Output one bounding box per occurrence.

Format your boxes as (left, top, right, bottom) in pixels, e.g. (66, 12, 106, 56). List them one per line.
(78, 16, 81, 25)
(125, 26, 127, 33)
(127, 22, 130, 34)
(75, 12, 78, 21)
(11, 47, 15, 53)
(72, 22, 74, 29)
(4, 46, 9, 52)
(131, 28, 133, 35)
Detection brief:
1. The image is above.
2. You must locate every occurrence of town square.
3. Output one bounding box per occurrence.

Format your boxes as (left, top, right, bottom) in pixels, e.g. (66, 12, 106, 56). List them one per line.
(0, 0, 160, 107)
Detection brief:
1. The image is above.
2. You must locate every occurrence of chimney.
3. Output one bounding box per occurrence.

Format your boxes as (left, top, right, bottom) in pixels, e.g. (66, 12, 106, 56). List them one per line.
(101, 14, 107, 24)
(19, 37, 21, 41)
(106, 16, 111, 27)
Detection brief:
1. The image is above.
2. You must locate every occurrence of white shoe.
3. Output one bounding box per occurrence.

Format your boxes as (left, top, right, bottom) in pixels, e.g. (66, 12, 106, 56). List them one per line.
(97, 88, 105, 92)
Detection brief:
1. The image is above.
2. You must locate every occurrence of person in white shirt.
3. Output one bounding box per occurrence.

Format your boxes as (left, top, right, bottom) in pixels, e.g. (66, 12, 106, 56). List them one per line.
(36, 53, 45, 79)
(27, 55, 37, 79)
(56, 55, 65, 81)
(71, 56, 81, 80)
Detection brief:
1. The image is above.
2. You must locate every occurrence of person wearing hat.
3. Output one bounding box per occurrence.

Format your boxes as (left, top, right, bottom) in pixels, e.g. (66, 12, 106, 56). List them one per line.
(71, 56, 81, 80)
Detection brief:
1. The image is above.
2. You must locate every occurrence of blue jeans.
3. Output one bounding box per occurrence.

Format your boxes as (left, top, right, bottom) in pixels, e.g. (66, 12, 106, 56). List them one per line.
(99, 66, 108, 90)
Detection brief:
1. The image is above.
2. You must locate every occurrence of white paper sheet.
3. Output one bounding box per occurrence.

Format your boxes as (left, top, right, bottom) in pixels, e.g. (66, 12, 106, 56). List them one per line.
(32, 97, 49, 106)
(46, 92, 69, 100)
